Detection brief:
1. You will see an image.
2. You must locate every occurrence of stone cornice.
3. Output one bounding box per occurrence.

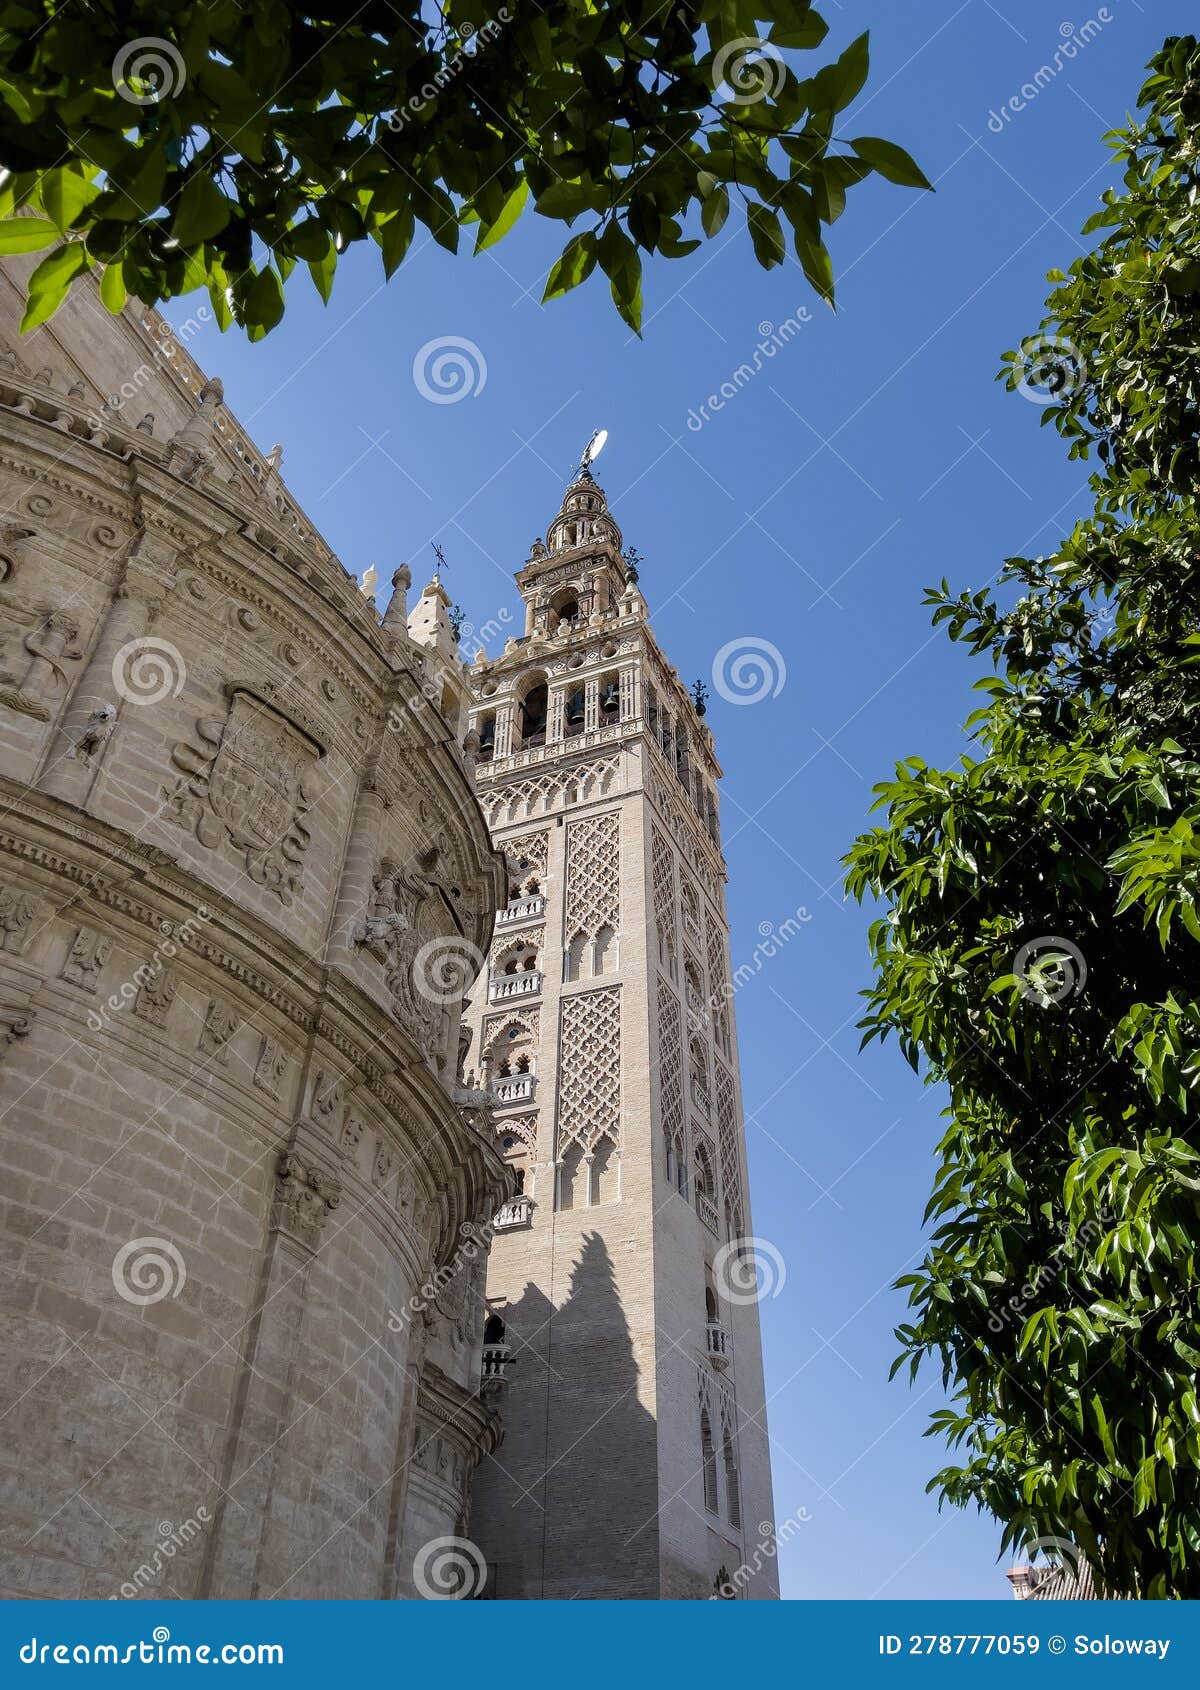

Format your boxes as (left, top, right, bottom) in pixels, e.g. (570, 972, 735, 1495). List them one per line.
(418, 1361, 503, 1461)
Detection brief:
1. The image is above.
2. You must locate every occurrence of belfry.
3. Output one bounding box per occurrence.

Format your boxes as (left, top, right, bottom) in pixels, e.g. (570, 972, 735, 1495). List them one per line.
(460, 445, 778, 1599)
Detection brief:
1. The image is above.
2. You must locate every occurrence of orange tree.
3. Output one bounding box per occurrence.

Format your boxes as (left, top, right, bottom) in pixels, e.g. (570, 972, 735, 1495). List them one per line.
(0, 0, 927, 336)
(846, 36, 1200, 1598)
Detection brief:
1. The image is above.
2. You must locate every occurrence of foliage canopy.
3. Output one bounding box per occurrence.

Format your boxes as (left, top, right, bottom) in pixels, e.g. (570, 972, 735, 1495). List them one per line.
(0, 0, 928, 336)
(846, 36, 1200, 1599)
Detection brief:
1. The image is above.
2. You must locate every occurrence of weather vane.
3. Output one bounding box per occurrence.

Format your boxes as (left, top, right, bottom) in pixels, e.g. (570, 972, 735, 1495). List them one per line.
(576, 428, 608, 479)
(432, 541, 448, 579)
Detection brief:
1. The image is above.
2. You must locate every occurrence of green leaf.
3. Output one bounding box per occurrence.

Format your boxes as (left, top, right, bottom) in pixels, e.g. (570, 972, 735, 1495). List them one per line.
(701, 186, 729, 239)
(543, 231, 598, 301)
(597, 223, 641, 333)
(98, 259, 127, 314)
(0, 216, 60, 256)
(241, 266, 285, 333)
(377, 204, 415, 279)
(794, 229, 834, 305)
(813, 31, 870, 114)
(172, 176, 233, 246)
(475, 178, 528, 253)
(41, 168, 95, 234)
(20, 242, 90, 330)
(850, 137, 934, 191)
(747, 203, 785, 269)
(307, 238, 336, 304)
(536, 180, 592, 221)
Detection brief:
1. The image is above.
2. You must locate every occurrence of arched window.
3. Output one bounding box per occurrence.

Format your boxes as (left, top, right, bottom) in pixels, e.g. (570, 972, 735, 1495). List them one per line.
(714, 1005, 731, 1057)
(558, 1142, 583, 1210)
(674, 1136, 687, 1198)
(478, 714, 496, 761)
(657, 918, 676, 980)
(518, 675, 548, 748)
(486, 1020, 535, 1087)
(690, 1036, 710, 1112)
(565, 929, 589, 982)
(497, 940, 539, 977)
(593, 924, 616, 976)
(564, 686, 586, 738)
(723, 1420, 741, 1529)
(700, 1407, 719, 1514)
(694, 1141, 715, 1205)
(675, 733, 690, 790)
(598, 672, 620, 725)
(483, 1312, 506, 1345)
(681, 882, 701, 943)
(704, 1285, 718, 1323)
(590, 1135, 617, 1205)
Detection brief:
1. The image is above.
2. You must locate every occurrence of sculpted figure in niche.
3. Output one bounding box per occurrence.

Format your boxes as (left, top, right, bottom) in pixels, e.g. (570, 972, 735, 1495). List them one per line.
(355, 847, 470, 1065)
(354, 857, 412, 963)
(0, 602, 83, 721)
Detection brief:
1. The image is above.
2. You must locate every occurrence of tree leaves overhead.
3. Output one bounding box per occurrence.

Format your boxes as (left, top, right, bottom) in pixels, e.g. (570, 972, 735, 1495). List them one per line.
(0, 0, 928, 337)
(845, 35, 1200, 1600)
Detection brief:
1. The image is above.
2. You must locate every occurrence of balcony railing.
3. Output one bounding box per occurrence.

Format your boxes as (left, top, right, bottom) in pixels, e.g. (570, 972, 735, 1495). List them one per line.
(481, 1343, 513, 1379)
(489, 971, 543, 1002)
(705, 1322, 731, 1370)
(492, 1074, 537, 1107)
(696, 1191, 719, 1234)
(495, 895, 546, 928)
(493, 1196, 534, 1232)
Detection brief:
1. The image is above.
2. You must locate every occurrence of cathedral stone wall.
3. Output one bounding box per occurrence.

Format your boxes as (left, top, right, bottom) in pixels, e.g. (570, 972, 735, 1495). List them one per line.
(0, 267, 510, 1600)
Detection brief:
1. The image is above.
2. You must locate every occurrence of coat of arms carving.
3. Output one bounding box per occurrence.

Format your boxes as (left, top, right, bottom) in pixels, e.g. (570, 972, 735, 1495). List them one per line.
(164, 688, 323, 905)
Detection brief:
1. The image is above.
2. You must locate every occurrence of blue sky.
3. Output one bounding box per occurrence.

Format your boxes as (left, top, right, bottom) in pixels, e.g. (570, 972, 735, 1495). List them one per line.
(163, 0, 1183, 1600)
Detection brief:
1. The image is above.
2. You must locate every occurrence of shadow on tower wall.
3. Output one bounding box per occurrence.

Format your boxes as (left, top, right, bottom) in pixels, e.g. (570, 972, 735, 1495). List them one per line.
(470, 1231, 661, 1599)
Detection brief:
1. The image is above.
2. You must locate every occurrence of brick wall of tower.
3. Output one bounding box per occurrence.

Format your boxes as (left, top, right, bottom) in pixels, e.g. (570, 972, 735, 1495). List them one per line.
(464, 762, 663, 1599)
(643, 765, 778, 1601)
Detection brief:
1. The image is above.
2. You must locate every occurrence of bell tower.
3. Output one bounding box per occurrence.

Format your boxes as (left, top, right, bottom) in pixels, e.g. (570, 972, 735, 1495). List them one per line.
(461, 449, 778, 1600)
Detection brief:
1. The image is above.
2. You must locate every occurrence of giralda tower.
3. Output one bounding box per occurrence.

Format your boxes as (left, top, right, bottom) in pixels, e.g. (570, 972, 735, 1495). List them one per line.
(460, 449, 778, 1600)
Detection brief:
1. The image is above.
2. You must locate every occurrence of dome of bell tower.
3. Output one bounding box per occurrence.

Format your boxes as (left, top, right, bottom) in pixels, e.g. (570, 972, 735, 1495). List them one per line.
(545, 464, 624, 558)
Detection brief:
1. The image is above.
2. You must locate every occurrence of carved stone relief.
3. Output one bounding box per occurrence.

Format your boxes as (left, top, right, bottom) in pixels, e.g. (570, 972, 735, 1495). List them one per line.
(60, 927, 112, 991)
(253, 1035, 287, 1097)
(0, 883, 43, 955)
(164, 688, 323, 905)
(0, 599, 84, 721)
(198, 998, 240, 1062)
(134, 966, 177, 1028)
(272, 1151, 341, 1251)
